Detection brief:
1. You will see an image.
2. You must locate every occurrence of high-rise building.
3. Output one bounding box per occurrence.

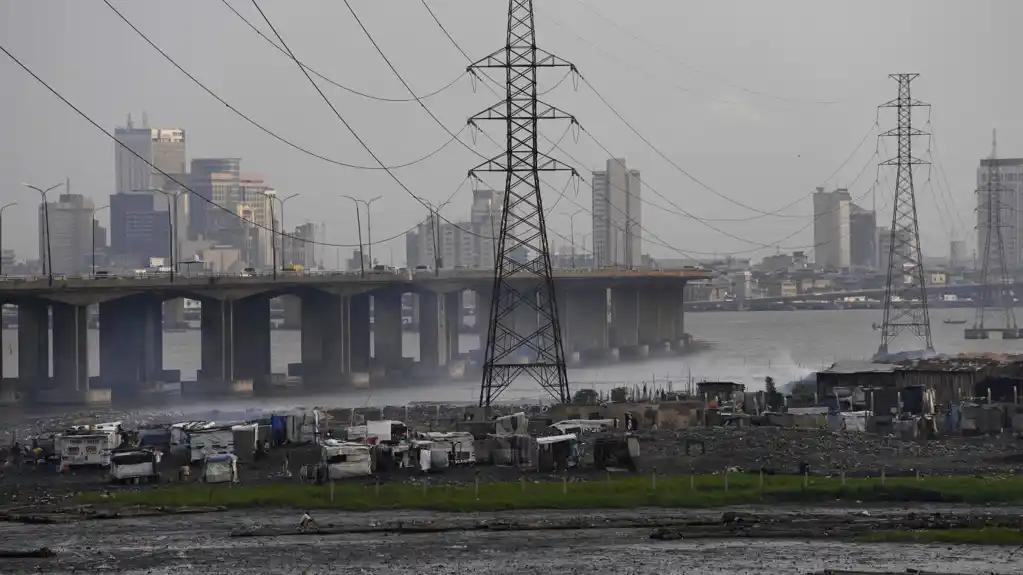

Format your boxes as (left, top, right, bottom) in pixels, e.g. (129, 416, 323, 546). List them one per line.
(110, 192, 171, 267)
(114, 116, 186, 195)
(849, 203, 877, 268)
(878, 226, 915, 278)
(812, 187, 852, 269)
(39, 192, 94, 276)
(976, 158, 1022, 271)
(405, 187, 507, 270)
(187, 158, 240, 240)
(592, 159, 641, 269)
(283, 222, 318, 268)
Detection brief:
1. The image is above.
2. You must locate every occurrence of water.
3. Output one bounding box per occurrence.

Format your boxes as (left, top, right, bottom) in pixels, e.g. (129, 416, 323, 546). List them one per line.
(2, 308, 1018, 406)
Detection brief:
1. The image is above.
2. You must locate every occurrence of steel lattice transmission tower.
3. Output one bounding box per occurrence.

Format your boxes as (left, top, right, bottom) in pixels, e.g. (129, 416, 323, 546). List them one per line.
(969, 130, 1018, 338)
(470, 0, 577, 407)
(877, 73, 933, 357)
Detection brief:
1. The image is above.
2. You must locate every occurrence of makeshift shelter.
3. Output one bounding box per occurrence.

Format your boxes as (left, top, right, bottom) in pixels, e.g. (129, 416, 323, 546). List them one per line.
(202, 453, 239, 483)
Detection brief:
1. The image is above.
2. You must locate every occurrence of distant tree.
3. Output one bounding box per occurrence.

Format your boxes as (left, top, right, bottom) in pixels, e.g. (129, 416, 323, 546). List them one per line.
(764, 376, 784, 411)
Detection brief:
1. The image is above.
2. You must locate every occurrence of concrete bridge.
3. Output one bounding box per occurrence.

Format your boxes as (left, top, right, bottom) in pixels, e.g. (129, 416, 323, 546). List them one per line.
(0, 269, 711, 404)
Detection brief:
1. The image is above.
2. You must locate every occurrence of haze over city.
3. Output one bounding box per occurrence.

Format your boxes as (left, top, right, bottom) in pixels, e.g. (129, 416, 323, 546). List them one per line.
(2, 0, 1018, 266)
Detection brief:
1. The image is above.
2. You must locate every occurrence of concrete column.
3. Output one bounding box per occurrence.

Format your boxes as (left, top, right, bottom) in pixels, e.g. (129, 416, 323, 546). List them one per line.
(52, 302, 88, 391)
(349, 293, 371, 372)
(420, 290, 461, 369)
(610, 285, 640, 349)
(17, 300, 50, 387)
(562, 286, 608, 357)
(373, 290, 404, 371)
(445, 291, 462, 357)
(163, 298, 186, 329)
(143, 298, 164, 381)
(281, 295, 302, 329)
(638, 284, 663, 349)
(200, 298, 233, 383)
(99, 296, 164, 392)
(657, 285, 684, 347)
(300, 291, 347, 387)
(232, 296, 272, 387)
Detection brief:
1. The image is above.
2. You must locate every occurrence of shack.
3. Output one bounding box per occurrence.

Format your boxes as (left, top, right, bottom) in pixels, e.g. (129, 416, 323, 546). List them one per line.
(817, 359, 994, 413)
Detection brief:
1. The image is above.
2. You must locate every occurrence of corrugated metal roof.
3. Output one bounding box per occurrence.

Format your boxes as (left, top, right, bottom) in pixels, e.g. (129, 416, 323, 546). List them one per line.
(822, 360, 896, 374)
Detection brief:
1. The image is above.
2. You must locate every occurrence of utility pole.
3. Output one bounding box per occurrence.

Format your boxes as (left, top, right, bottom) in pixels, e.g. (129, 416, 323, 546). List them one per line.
(968, 130, 1018, 339)
(876, 73, 933, 357)
(343, 196, 365, 277)
(91, 204, 110, 277)
(22, 181, 65, 286)
(470, 0, 578, 407)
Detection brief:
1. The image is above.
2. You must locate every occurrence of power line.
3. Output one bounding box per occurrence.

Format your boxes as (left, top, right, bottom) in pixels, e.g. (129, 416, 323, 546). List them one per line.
(564, 0, 842, 106)
(102, 0, 463, 172)
(248, 0, 490, 241)
(0, 39, 458, 249)
(420, 0, 879, 258)
(220, 0, 467, 104)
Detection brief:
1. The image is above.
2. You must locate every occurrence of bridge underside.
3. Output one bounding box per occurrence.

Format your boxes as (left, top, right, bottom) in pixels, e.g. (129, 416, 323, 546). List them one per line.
(0, 276, 699, 405)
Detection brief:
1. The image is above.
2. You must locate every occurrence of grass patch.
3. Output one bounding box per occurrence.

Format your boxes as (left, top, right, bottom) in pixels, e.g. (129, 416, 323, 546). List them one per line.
(75, 474, 1023, 512)
(855, 528, 1023, 546)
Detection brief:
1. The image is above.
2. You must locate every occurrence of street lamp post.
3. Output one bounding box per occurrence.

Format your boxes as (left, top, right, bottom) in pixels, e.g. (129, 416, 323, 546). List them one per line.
(560, 209, 585, 270)
(91, 204, 109, 277)
(0, 202, 17, 276)
(342, 195, 382, 269)
(269, 193, 300, 268)
(22, 181, 65, 285)
(136, 188, 180, 282)
(342, 196, 365, 277)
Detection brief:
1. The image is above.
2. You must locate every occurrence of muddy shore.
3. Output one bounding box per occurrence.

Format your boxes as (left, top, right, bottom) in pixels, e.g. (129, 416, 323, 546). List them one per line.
(1, 506, 1020, 574)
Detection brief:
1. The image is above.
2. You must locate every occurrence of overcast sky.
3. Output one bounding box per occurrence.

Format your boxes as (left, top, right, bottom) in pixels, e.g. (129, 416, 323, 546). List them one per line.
(0, 0, 1016, 265)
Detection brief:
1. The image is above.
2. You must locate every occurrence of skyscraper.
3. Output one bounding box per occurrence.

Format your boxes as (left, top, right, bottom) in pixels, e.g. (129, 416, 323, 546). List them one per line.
(39, 191, 94, 276)
(113, 116, 186, 196)
(592, 158, 641, 269)
(812, 187, 852, 269)
(976, 157, 1022, 271)
(850, 203, 878, 268)
(187, 158, 241, 240)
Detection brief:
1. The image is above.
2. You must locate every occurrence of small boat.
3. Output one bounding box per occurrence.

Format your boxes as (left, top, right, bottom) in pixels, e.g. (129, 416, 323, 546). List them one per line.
(871, 323, 881, 331)
(943, 319, 967, 325)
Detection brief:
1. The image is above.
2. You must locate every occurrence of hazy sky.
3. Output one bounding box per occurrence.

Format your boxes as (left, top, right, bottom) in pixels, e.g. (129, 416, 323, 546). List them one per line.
(0, 0, 1017, 265)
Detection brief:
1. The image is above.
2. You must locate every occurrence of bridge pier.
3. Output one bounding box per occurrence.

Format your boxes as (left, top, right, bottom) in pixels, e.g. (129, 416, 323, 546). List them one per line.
(199, 298, 234, 385)
(299, 291, 348, 388)
(349, 294, 371, 382)
(163, 297, 187, 330)
(18, 300, 50, 389)
(611, 285, 643, 359)
(512, 286, 540, 363)
(99, 295, 164, 394)
(51, 302, 89, 391)
(562, 286, 610, 363)
(373, 290, 404, 379)
(419, 290, 461, 375)
(233, 296, 272, 389)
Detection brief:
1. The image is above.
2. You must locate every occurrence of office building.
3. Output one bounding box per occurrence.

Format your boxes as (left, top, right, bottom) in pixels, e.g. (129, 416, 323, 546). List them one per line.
(405, 187, 508, 270)
(976, 157, 1023, 272)
(849, 203, 877, 268)
(592, 158, 642, 269)
(812, 187, 851, 269)
(110, 192, 171, 267)
(39, 192, 94, 276)
(283, 222, 318, 268)
(187, 158, 240, 240)
(114, 116, 186, 196)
